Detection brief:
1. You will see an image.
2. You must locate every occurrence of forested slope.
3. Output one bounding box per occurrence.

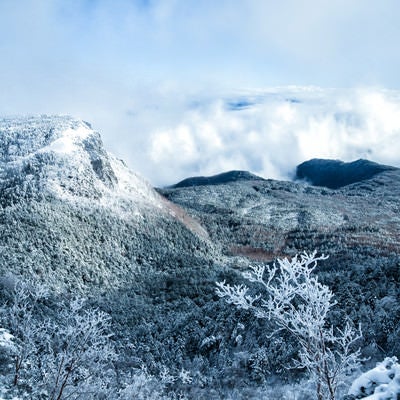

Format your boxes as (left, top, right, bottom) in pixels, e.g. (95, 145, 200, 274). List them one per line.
(1, 116, 399, 399)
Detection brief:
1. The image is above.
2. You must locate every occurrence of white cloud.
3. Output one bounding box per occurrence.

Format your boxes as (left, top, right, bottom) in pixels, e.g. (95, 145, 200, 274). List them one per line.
(143, 88, 400, 186)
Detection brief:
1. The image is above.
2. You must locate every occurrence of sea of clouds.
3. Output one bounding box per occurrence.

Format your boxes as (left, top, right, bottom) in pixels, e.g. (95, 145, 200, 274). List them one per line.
(122, 87, 400, 186)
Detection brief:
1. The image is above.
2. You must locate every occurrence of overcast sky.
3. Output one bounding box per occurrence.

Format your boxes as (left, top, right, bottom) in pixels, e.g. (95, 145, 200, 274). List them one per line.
(1, 0, 400, 185)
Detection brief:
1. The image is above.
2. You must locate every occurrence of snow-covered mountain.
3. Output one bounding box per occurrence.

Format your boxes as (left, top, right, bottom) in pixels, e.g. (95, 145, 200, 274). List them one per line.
(161, 162, 400, 263)
(0, 116, 169, 214)
(0, 116, 213, 291)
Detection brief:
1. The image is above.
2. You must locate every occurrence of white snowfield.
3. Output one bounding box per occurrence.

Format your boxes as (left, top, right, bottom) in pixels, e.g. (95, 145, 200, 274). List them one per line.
(348, 357, 400, 399)
(108, 154, 163, 210)
(39, 125, 92, 155)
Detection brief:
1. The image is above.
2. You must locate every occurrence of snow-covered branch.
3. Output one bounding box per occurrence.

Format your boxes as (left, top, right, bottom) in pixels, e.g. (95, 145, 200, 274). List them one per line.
(216, 251, 362, 400)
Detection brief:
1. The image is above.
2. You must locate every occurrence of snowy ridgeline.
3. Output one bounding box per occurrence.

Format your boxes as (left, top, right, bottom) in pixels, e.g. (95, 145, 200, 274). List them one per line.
(347, 357, 400, 400)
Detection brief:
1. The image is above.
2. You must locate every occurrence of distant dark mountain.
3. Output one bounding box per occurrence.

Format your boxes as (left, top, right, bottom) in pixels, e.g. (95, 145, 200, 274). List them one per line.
(295, 158, 397, 189)
(170, 170, 265, 188)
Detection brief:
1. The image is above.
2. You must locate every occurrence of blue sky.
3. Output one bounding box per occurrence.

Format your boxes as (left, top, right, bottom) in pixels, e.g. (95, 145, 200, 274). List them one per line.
(1, 1, 400, 185)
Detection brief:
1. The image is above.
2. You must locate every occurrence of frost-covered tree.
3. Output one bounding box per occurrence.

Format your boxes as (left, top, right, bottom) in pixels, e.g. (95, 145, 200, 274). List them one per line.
(0, 279, 116, 399)
(1, 279, 49, 388)
(216, 251, 362, 400)
(41, 298, 116, 400)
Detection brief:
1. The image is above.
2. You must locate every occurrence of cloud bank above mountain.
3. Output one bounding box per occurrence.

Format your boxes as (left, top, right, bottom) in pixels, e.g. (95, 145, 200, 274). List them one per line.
(136, 87, 400, 186)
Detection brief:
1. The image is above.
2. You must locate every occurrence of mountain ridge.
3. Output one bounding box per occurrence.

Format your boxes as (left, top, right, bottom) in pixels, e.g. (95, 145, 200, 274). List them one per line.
(169, 170, 266, 188)
(161, 159, 400, 263)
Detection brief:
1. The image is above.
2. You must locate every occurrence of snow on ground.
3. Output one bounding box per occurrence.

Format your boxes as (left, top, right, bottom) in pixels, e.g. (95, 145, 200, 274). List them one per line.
(39, 125, 92, 155)
(348, 357, 400, 399)
(109, 154, 163, 209)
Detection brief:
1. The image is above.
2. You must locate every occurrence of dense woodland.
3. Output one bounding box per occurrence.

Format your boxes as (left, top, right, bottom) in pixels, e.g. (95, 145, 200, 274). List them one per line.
(1, 117, 400, 399)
